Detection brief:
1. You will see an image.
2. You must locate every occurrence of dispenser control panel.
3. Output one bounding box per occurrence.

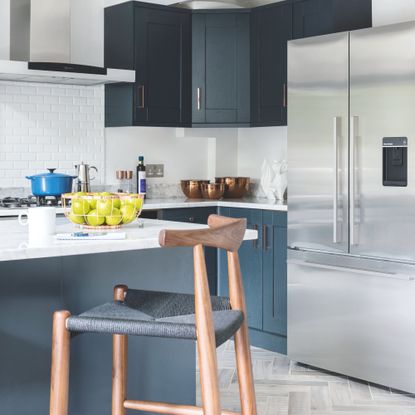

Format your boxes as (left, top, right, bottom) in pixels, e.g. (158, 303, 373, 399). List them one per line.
(382, 137, 408, 187)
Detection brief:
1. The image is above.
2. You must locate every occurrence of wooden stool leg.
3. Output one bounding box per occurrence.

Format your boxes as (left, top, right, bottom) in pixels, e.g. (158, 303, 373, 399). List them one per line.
(112, 285, 128, 415)
(228, 251, 257, 415)
(194, 245, 221, 415)
(50, 310, 71, 415)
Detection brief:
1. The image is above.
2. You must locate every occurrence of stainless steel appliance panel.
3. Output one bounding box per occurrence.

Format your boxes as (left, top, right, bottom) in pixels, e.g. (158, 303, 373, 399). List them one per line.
(349, 22, 415, 261)
(288, 33, 349, 254)
(288, 248, 415, 393)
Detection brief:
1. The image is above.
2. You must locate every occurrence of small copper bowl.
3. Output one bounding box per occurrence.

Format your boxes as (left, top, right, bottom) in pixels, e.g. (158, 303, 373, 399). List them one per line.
(200, 183, 225, 200)
(215, 177, 250, 198)
(181, 180, 209, 199)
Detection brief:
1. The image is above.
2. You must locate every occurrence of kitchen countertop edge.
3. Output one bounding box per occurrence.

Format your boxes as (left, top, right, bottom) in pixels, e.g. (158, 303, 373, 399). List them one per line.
(0, 198, 287, 217)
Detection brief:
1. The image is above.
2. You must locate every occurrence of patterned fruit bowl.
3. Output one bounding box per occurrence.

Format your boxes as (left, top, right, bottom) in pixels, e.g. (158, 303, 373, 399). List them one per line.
(62, 192, 144, 229)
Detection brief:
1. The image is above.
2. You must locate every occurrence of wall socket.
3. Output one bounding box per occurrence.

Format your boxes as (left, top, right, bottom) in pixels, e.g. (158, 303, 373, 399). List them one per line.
(146, 164, 164, 178)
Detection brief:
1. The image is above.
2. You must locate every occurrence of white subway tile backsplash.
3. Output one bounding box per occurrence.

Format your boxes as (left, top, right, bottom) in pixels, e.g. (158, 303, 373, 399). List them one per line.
(0, 81, 104, 188)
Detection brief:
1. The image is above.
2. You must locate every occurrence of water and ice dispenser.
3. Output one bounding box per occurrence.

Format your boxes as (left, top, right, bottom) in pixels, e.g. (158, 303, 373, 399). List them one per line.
(382, 137, 408, 187)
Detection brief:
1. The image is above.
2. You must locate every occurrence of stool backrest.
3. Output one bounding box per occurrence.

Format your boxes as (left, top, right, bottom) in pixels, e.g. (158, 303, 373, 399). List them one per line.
(159, 214, 246, 252)
(159, 213, 248, 323)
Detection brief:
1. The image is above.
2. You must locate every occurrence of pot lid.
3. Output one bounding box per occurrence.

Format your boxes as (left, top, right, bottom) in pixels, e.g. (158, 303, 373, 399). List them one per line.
(26, 168, 77, 179)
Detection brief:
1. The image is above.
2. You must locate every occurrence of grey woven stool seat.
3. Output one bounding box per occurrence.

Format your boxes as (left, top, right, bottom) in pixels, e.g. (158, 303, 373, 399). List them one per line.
(67, 289, 244, 346)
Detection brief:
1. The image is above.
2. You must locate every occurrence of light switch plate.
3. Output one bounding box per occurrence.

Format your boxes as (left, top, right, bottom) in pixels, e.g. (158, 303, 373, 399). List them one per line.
(146, 164, 164, 178)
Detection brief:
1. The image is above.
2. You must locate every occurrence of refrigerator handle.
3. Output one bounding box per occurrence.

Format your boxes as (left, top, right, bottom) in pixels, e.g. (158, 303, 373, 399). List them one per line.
(333, 117, 341, 243)
(350, 116, 358, 246)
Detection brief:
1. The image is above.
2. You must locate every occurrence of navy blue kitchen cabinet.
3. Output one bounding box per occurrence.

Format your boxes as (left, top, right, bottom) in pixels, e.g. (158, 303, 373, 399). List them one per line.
(105, 0, 371, 129)
(292, 0, 372, 39)
(251, 2, 292, 127)
(218, 207, 263, 330)
(262, 210, 287, 337)
(218, 207, 287, 354)
(159, 208, 217, 295)
(192, 11, 251, 127)
(104, 1, 191, 127)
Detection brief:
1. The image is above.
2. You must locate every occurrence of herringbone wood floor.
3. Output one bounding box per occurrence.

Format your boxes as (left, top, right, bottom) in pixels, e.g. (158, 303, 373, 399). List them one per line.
(196, 341, 415, 415)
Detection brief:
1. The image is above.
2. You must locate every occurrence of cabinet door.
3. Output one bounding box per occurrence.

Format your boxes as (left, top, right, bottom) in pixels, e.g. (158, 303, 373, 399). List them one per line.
(293, 0, 372, 40)
(252, 3, 292, 126)
(293, 0, 334, 39)
(218, 208, 263, 330)
(134, 7, 191, 126)
(262, 211, 287, 336)
(192, 12, 250, 125)
(160, 208, 217, 295)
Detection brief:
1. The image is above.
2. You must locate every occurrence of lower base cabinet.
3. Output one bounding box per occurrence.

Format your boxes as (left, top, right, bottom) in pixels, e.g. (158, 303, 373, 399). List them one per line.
(159, 206, 287, 354)
(218, 207, 287, 354)
(159, 207, 218, 295)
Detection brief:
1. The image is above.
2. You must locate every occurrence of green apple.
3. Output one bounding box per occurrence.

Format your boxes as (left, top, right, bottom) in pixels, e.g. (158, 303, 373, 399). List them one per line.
(105, 208, 122, 226)
(96, 198, 113, 216)
(71, 198, 90, 215)
(89, 193, 99, 209)
(100, 191, 112, 196)
(120, 204, 136, 224)
(113, 198, 121, 209)
(68, 213, 85, 225)
(73, 191, 87, 198)
(85, 209, 105, 226)
(127, 197, 143, 211)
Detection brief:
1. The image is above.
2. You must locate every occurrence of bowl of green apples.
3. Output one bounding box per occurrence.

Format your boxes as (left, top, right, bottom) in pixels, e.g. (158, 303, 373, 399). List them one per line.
(62, 192, 144, 229)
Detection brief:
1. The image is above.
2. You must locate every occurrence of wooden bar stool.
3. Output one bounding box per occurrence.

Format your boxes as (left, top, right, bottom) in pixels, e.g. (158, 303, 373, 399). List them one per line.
(49, 215, 257, 415)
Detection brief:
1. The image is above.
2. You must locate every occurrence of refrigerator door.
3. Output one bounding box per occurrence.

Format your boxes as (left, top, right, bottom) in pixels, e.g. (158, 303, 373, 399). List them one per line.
(288, 248, 415, 393)
(350, 22, 415, 261)
(287, 33, 349, 254)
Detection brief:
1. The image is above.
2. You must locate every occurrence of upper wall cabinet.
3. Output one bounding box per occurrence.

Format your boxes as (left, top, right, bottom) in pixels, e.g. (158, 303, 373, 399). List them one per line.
(292, 0, 372, 39)
(251, 0, 371, 127)
(192, 11, 251, 127)
(104, 1, 191, 127)
(105, 0, 372, 129)
(251, 2, 292, 127)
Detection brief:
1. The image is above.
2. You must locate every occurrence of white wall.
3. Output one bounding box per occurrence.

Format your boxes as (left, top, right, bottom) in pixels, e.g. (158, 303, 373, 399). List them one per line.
(0, 81, 105, 188)
(238, 127, 286, 180)
(105, 127, 238, 187)
(372, 0, 415, 26)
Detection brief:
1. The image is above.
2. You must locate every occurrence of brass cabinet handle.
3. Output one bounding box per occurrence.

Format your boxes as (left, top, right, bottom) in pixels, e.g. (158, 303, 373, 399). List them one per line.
(138, 85, 145, 109)
(252, 224, 258, 248)
(197, 87, 201, 110)
(282, 83, 287, 108)
(262, 225, 267, 250)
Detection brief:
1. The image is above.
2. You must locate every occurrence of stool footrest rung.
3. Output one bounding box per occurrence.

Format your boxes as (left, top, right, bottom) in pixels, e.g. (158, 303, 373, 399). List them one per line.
(123, 399, 240, 415)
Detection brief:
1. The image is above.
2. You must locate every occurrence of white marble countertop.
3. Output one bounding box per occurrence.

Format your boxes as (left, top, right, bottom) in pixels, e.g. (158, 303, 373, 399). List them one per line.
(0, 197, 287, 217)
(142, 198, 287, 211)
(0, 217, 257, 262)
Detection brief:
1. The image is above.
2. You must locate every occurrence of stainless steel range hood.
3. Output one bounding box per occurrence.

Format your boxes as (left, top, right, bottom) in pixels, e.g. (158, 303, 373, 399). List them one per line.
(0, 0, 134, 85)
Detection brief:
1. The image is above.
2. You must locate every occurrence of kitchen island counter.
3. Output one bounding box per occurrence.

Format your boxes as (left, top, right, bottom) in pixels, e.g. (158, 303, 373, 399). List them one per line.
(0, 217, 257, 262)
(0, 216, 256, 414)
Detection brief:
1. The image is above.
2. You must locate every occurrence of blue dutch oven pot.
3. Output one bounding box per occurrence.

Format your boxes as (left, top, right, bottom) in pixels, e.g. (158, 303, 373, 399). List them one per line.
(26, 168, 77, 197)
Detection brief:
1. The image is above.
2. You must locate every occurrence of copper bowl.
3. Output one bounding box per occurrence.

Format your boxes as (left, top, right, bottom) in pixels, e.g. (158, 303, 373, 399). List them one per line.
(181, 180, 209, 199)
(200, 183, 225, 200)
(215, 177, 250, 198)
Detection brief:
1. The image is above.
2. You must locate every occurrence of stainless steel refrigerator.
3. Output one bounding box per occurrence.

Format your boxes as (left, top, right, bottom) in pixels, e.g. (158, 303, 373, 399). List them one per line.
(287, 21, 415, 393)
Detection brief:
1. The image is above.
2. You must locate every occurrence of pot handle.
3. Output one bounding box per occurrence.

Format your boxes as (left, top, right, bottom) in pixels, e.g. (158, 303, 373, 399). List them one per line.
(47, 168, 56, 174)
(89, 166, 98, 181)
